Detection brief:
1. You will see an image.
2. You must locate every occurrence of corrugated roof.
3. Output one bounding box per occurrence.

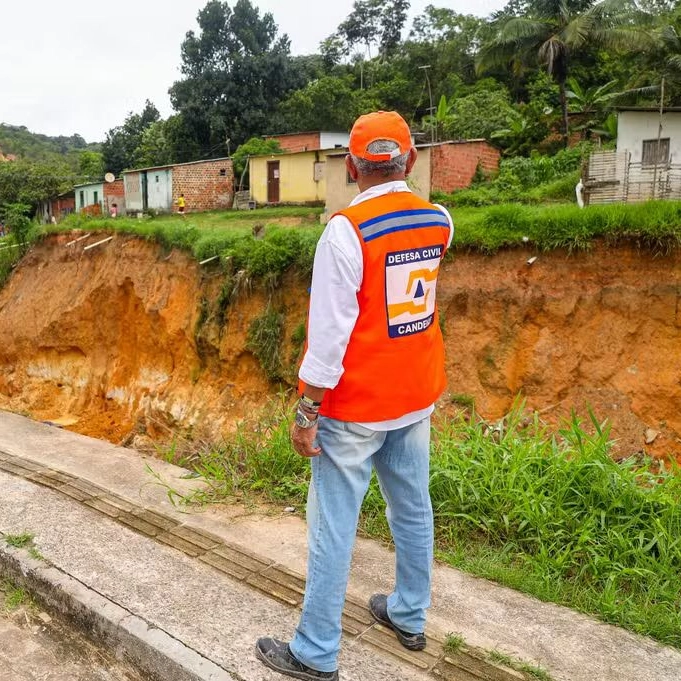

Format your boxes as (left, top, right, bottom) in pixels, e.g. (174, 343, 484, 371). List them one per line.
(73, 181, 104, 189)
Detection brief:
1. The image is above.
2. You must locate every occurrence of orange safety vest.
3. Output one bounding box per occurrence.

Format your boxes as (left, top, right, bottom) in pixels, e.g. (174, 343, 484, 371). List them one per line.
(311, 191, 450, 422)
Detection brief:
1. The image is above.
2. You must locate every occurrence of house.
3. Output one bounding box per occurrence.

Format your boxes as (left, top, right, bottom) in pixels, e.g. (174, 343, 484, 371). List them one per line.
(249, 149, 338, 205)
(74, 181, 104, 214)
(249, 131, 351, 205)
(585, 108, 681, 204)
(324, 140, 500, 220)
(122, 158, 234, 214)
(36, 190, 75, 224)
(264, 131, 350, 153)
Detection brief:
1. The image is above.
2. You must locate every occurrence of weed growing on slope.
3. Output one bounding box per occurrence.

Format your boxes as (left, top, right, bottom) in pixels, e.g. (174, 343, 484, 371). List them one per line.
(247, 307, 286, 382)
(430, 407, 681, 647)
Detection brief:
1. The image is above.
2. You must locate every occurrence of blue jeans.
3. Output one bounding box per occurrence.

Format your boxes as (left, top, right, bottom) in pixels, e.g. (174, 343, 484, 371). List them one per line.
(289, 416, 434, 672)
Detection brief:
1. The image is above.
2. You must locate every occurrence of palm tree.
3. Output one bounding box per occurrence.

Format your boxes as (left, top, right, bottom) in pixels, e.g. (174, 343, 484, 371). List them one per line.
(566, 78, 659, 138)
(478, 0, 650, 146)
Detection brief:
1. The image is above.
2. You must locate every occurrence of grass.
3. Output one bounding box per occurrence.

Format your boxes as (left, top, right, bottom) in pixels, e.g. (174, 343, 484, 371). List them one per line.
(2, 581, 30, 611)
(5, 532, 34, 548)
(487, 651, 553, 681)
(30, 200, 681, 290)
(247, 307, 286, 382)
(4, 531, 44, 561)
(173, 399, 681, 650)
(443, 632, 465, 654)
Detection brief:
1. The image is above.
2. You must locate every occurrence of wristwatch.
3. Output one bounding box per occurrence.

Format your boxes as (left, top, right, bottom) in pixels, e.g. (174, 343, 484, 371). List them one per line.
(295, 408, 318, 429)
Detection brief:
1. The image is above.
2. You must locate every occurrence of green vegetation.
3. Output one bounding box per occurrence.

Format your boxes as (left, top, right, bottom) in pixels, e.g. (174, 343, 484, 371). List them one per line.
(35, 198, 681, 279)
(47, 209, 323, 282)
(0, 124, 99, 165)
(4, 532, 35, 548)
(487, 651, 553, 681)
(452, 201, 681, 255)
(247, 308, 286, 381)
(443, 632, 465, 654)
(434, 147, 587, 207)
(174, 401, 681, 649)
(2, 582, 29, 611)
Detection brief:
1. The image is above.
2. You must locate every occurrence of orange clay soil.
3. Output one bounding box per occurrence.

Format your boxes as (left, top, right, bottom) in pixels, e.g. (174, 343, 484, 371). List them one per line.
(0, 232, 679, 460)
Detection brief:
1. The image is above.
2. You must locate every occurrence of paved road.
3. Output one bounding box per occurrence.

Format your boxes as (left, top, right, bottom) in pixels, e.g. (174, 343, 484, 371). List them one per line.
(0, 583, 147, 681)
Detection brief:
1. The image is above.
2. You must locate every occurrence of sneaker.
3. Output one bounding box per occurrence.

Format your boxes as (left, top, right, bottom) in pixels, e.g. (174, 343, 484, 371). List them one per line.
(255, 637, 339, 680)
(368, 594, 427, 651)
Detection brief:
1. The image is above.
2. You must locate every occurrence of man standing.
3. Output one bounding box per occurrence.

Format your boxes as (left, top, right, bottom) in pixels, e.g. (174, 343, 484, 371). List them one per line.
(256, 111, 453, 680)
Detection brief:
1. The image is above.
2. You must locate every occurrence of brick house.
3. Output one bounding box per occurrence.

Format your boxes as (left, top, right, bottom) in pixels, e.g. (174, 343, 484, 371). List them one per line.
(123, 158, 234, 213)
(264, 131, 349, 154)
(103, 179, 125, 216)
(428, 140, 500, 193)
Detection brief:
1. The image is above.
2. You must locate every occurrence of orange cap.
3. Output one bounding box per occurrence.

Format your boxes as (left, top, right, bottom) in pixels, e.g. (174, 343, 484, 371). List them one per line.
(349, 111, 412, 162)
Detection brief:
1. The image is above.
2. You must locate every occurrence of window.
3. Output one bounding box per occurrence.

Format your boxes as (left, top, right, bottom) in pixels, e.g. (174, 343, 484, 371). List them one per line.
(155, 175, 159, 183)
(642, 138, 670, 167)
(93, 191, 98, 205)
(219, 168, 227, 176)
(346, 170, 356, 185)
(79, 191, 84, 208)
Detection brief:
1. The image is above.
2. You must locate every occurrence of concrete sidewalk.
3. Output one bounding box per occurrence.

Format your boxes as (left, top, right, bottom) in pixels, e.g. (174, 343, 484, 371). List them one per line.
(0, 410, 679, 681)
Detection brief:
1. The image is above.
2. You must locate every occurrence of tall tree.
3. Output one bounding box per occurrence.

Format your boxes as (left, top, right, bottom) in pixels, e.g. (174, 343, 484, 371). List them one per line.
(101, 101, 160, 175)
(478, 0, 650, 145)
(169, 0, 299, 151)
(332, 0, 411, 60)
(278, 76, 379, 132)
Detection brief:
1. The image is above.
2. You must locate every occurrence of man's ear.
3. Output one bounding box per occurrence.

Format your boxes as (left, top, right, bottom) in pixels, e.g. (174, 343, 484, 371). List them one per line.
(345, 155, 359, 182)
(405, 147, 418, 177)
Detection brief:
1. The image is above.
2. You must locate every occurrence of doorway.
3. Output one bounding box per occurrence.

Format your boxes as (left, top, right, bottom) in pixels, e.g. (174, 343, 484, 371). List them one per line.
(267, 161, 280, 203)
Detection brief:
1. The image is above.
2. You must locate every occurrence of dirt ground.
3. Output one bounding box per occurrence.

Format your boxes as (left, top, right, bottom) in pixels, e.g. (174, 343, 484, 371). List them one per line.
(0, 582, 147, 681)
(0, 233, 678, 461)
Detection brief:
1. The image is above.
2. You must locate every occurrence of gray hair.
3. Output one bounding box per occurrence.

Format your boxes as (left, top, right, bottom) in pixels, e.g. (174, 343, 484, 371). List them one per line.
(351, 140, 410, 177)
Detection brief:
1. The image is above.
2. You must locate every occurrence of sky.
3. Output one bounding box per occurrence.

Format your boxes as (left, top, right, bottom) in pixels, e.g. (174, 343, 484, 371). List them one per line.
(0, 0, 507, 143)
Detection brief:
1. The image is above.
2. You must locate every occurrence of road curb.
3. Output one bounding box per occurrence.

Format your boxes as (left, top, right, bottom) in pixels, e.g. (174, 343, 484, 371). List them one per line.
(0, 539, 236, 681)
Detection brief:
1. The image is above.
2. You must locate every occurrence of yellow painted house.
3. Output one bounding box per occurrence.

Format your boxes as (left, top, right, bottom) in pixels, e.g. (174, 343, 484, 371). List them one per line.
(249, 131, 350, 205)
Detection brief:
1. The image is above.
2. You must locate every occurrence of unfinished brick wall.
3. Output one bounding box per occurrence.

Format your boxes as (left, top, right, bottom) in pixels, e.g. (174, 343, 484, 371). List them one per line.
(103, 179, 126, 215)
(430, 142, 501, 193)
(172, 160, 235, 213)
(49, 196, 75, 221)
(266, 132, 321, 153)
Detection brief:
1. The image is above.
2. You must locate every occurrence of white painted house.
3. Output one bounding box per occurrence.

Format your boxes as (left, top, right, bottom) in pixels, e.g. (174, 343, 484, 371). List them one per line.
(586, 108, 681, 204)
(616, 108, 681, 166)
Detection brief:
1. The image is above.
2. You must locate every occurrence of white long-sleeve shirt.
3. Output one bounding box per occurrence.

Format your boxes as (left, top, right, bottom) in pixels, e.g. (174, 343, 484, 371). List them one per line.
(299, 181, 454, 431)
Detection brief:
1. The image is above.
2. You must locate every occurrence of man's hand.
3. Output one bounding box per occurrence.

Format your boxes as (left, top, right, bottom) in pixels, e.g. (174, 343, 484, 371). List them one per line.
(291, 423, 321, 458)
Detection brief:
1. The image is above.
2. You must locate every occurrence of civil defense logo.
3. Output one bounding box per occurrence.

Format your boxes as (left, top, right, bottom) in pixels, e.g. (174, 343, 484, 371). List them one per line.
(385, 244, 443, 338)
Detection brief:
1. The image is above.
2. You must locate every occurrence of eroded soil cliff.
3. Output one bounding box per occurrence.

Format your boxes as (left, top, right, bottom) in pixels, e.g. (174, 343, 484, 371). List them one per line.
(0, 232, 679, 458)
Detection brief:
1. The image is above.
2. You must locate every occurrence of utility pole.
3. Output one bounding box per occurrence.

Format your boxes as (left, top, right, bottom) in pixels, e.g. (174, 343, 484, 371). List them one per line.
(652, 78, 665, 201)
(419, 65, 435, 143)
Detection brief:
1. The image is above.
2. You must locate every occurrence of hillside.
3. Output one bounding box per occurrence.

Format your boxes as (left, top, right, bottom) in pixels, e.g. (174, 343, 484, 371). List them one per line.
(0, 124, 99, 164)
(0, 231, 678, 461)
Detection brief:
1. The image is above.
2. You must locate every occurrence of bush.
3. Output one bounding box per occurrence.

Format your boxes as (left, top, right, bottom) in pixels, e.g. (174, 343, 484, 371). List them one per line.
(437, 147, 589, 207)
